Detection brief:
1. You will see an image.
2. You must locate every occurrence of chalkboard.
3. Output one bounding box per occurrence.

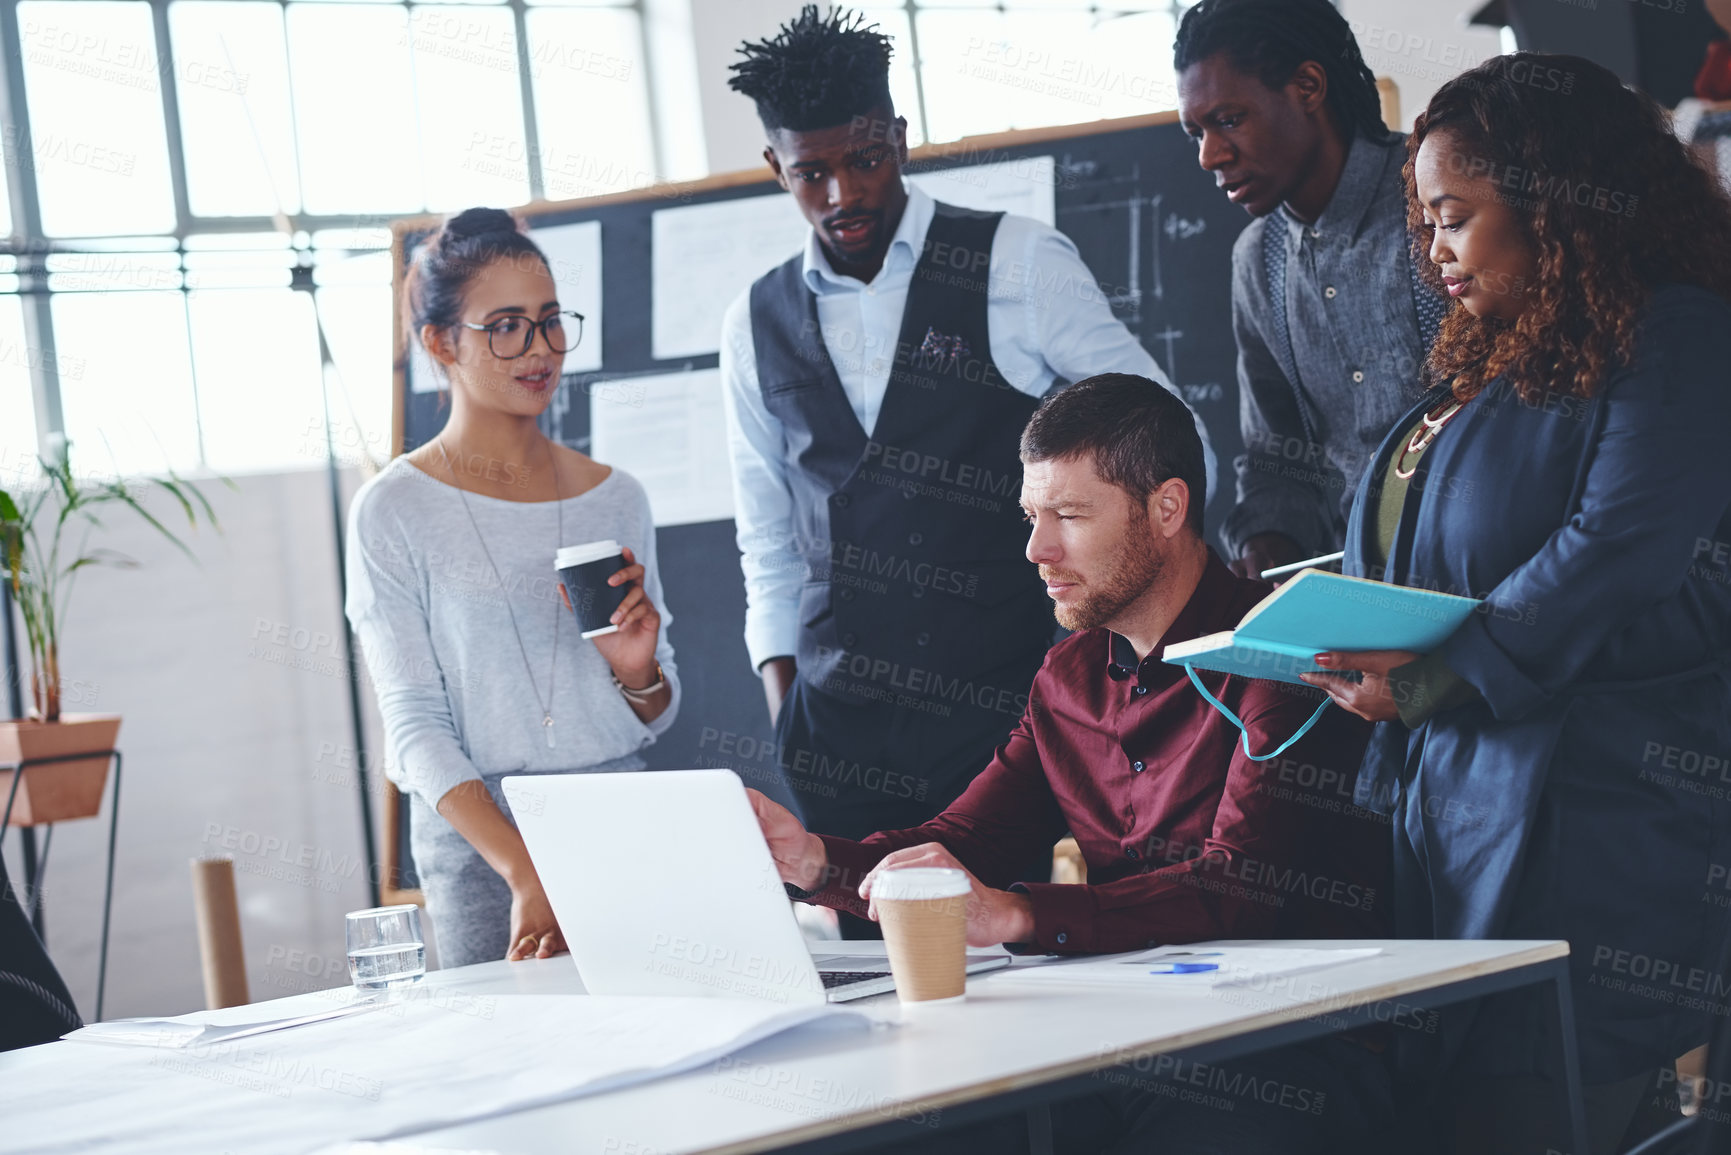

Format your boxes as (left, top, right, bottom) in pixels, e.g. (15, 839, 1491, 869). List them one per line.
(390, 110, 1248, 815)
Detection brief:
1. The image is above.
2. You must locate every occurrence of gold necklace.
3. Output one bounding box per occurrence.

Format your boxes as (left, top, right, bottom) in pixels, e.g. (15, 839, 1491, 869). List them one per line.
(1392, 395, 1467, 480)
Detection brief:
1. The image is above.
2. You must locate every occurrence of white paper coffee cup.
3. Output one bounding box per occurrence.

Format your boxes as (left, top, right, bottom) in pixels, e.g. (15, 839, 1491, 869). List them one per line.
(875, 867, 970, 1004)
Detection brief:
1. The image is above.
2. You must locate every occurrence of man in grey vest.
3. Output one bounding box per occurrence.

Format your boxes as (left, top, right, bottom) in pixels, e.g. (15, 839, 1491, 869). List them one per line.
(1175, 0, 1447, 580)
(722, 6, 1215, 935)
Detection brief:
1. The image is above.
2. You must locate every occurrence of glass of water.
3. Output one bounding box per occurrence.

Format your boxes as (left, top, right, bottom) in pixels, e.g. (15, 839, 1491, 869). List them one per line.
(345, 904, 426, 992)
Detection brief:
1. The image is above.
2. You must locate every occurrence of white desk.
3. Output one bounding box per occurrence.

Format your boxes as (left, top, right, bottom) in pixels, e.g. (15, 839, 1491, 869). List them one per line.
(3, 939, 1585, 1154)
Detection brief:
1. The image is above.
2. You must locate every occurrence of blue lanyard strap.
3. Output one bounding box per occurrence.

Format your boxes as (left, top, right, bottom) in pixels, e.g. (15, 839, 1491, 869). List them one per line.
(1182, 664, 1332, 762)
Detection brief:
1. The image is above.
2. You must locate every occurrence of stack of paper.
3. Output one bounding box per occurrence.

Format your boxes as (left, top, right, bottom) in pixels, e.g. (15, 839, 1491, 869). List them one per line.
(64, 1000, 384, 1048)
(2, 994, 865, 1155)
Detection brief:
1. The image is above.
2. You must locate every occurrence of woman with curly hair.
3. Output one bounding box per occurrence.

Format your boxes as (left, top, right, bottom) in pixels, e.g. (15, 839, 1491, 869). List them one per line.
(1299, 54, 1731, 1153)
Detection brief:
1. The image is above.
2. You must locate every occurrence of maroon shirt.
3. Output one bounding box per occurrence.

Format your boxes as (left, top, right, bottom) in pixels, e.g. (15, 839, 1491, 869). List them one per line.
(807, 552, 1392, 953)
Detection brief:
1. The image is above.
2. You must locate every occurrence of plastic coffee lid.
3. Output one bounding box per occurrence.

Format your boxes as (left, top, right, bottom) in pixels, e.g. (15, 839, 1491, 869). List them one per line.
(555, 540, 622, 568)
(873, 867, 970, 901)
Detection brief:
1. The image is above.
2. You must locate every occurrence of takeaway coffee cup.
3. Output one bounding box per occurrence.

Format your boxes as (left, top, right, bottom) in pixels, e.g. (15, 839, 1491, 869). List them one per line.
(556, 540, 629, 638)
(874, 867, 971, 1005)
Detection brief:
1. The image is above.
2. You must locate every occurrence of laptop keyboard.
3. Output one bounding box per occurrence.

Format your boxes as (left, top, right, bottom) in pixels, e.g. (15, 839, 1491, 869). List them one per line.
(819, 969, 891, 989)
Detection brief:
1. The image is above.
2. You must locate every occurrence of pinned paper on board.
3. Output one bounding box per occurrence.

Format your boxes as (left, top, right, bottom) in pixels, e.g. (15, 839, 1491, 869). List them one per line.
(533, 220, 604, 376)
(649, 195, 808, 362)
(908, 154, 1056, 227)
(648, 156, 1058, 361)
(588, 368, 733, 527)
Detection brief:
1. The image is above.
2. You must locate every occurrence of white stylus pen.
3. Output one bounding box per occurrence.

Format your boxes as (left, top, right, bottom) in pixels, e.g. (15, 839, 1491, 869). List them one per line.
(1258, 551, 1346, 581)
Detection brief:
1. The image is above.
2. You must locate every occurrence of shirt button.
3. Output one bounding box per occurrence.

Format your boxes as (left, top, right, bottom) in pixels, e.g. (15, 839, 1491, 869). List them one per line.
(1133, 685, 1149, 697)
(1352, 370, 1365, 383)
(1309, 228, 1321, 239)
(1125, 846, 1141, 859)
(909, 532, 923, 546)
(1055, 932, 1068, 945)
(916, 632, 931, 646)
(842, 632, 858, 647)
(834, 494, 851, 509)
(839, 589, 854, 602)
(1325, 286, 1337, 299)
(911, 587, 925, 598)
(1131, 760, 1145, 773)
(866, 286, 876, 296)
(902, 491, 915, 501)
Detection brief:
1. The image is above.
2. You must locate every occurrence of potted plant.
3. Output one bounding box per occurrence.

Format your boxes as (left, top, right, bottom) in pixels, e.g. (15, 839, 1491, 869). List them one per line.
(0, 435, 222, 825)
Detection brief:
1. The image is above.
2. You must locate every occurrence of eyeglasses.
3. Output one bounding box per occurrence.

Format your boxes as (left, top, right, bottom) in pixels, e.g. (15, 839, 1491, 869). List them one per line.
(460, 310, 585, 360)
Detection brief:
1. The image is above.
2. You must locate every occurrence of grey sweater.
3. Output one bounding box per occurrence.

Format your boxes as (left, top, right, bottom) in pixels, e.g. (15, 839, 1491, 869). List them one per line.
(344, 456, 680, 808)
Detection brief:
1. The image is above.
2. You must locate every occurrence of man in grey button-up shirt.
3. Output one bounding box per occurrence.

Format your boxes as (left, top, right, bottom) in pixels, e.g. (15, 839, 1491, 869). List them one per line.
(1175, 0, 1447, 577)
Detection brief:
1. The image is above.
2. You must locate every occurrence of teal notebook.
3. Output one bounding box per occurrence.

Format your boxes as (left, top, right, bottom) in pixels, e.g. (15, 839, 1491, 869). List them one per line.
(1161, 569, 1482, 687)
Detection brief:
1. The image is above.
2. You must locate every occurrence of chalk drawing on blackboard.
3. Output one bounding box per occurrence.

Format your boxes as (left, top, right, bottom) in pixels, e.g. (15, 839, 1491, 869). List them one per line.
(1149, 326, 1184, 384)
(1163, 215, 1207, 241)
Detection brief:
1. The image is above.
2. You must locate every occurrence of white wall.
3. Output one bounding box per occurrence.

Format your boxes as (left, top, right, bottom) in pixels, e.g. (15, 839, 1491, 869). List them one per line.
(1338, 1, 1505, 129)
(5, 466, 392, 1019)
(690, 0, 809, 176)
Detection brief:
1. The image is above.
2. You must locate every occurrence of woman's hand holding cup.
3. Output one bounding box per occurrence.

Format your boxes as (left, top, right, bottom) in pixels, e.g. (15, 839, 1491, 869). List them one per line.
(586, 546, 661, 687)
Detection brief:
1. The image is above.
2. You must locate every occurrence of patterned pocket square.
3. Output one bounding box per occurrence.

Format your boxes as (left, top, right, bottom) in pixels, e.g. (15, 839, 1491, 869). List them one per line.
(916, 326, 971, 369)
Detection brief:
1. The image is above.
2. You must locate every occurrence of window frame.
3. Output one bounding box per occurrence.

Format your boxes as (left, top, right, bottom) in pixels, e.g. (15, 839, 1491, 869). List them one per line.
(0, 0, 664, 475)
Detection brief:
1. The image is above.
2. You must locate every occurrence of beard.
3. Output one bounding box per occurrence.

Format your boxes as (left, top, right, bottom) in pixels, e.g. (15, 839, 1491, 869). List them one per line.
(1042, 521, 1167, 632)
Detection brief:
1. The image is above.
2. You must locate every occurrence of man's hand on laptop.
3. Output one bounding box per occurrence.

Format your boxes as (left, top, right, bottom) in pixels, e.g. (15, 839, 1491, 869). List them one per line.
(747, 789, 828, 892)
(859, 844, 1034, 948)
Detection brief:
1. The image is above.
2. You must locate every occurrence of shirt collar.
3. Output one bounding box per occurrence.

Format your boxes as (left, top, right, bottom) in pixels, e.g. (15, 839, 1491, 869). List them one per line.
(1105, 549, 1240, 683)
(1282, 131, 1401, 243)
(801, 181, 932, 295)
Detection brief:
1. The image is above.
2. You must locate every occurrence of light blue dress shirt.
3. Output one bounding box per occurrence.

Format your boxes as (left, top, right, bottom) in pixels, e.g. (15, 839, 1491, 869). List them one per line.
(720, 182, 1217, 670)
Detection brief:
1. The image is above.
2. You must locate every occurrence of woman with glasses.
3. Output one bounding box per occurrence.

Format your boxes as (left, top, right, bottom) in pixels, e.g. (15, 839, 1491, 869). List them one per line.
(345, 207, 679, 968)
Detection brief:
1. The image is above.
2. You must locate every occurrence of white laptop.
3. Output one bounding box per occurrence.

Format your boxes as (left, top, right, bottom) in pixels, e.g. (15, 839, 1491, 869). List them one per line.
(502, 768, 1011, 1004)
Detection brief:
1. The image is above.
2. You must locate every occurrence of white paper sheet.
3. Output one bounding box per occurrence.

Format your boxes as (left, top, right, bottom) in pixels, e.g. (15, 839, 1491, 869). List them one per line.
(907, 155, 1056, 227)
(64, 999, 383, 1048)
(406, 219, 603, 393)
(2, 992, 863, 1155)
(589, 367, 732, 527)
(989, 947, 1383, 990)
(648, 157, 1057, 361)
(532, 220, 604, 375)
(650, 195, 808, 361)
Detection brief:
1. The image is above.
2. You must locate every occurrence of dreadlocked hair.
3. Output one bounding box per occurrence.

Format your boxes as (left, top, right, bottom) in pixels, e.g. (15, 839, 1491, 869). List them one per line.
(1174, 0, 1390, 144)
(1409, 54, 1731, 403)
(728, 4, 894, 133)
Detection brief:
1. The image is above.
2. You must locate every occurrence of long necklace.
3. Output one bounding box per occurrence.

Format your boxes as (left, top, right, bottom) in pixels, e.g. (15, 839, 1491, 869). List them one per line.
(437, 435, 562, 749)
(1392, 394, 1468, 480)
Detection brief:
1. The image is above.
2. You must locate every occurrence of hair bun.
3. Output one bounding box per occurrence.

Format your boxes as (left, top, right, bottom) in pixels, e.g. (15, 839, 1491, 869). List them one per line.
(442, 207, 519, 243)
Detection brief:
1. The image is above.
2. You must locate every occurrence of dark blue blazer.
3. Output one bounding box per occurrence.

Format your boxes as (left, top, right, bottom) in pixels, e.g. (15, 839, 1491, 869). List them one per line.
(1344, 285, 1731, 1081)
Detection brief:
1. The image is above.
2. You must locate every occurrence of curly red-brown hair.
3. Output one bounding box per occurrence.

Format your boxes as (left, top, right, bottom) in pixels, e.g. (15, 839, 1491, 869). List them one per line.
(1405, 53, 1731, 402)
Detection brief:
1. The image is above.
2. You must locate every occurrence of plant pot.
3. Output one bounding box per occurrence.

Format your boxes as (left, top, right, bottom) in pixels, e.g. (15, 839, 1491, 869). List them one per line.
(0, 714, 122, 826)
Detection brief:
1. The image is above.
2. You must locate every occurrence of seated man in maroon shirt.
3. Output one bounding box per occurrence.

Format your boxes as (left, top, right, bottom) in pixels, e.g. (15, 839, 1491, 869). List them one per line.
(751, 373, 1393, 1153)
(752, 374, 1386, 952)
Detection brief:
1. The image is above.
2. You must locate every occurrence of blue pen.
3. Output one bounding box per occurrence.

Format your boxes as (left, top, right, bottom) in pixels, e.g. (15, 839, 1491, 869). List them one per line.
(1147, 962, 1219, 975)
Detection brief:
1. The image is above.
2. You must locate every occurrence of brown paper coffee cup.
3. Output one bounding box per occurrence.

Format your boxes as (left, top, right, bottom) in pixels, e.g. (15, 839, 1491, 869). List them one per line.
(875, 867, 970, 1003)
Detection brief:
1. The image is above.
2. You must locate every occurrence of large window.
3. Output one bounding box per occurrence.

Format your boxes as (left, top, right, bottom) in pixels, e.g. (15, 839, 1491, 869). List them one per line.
(1, 0, 681, 478)
(872, 1, 1204, 146)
